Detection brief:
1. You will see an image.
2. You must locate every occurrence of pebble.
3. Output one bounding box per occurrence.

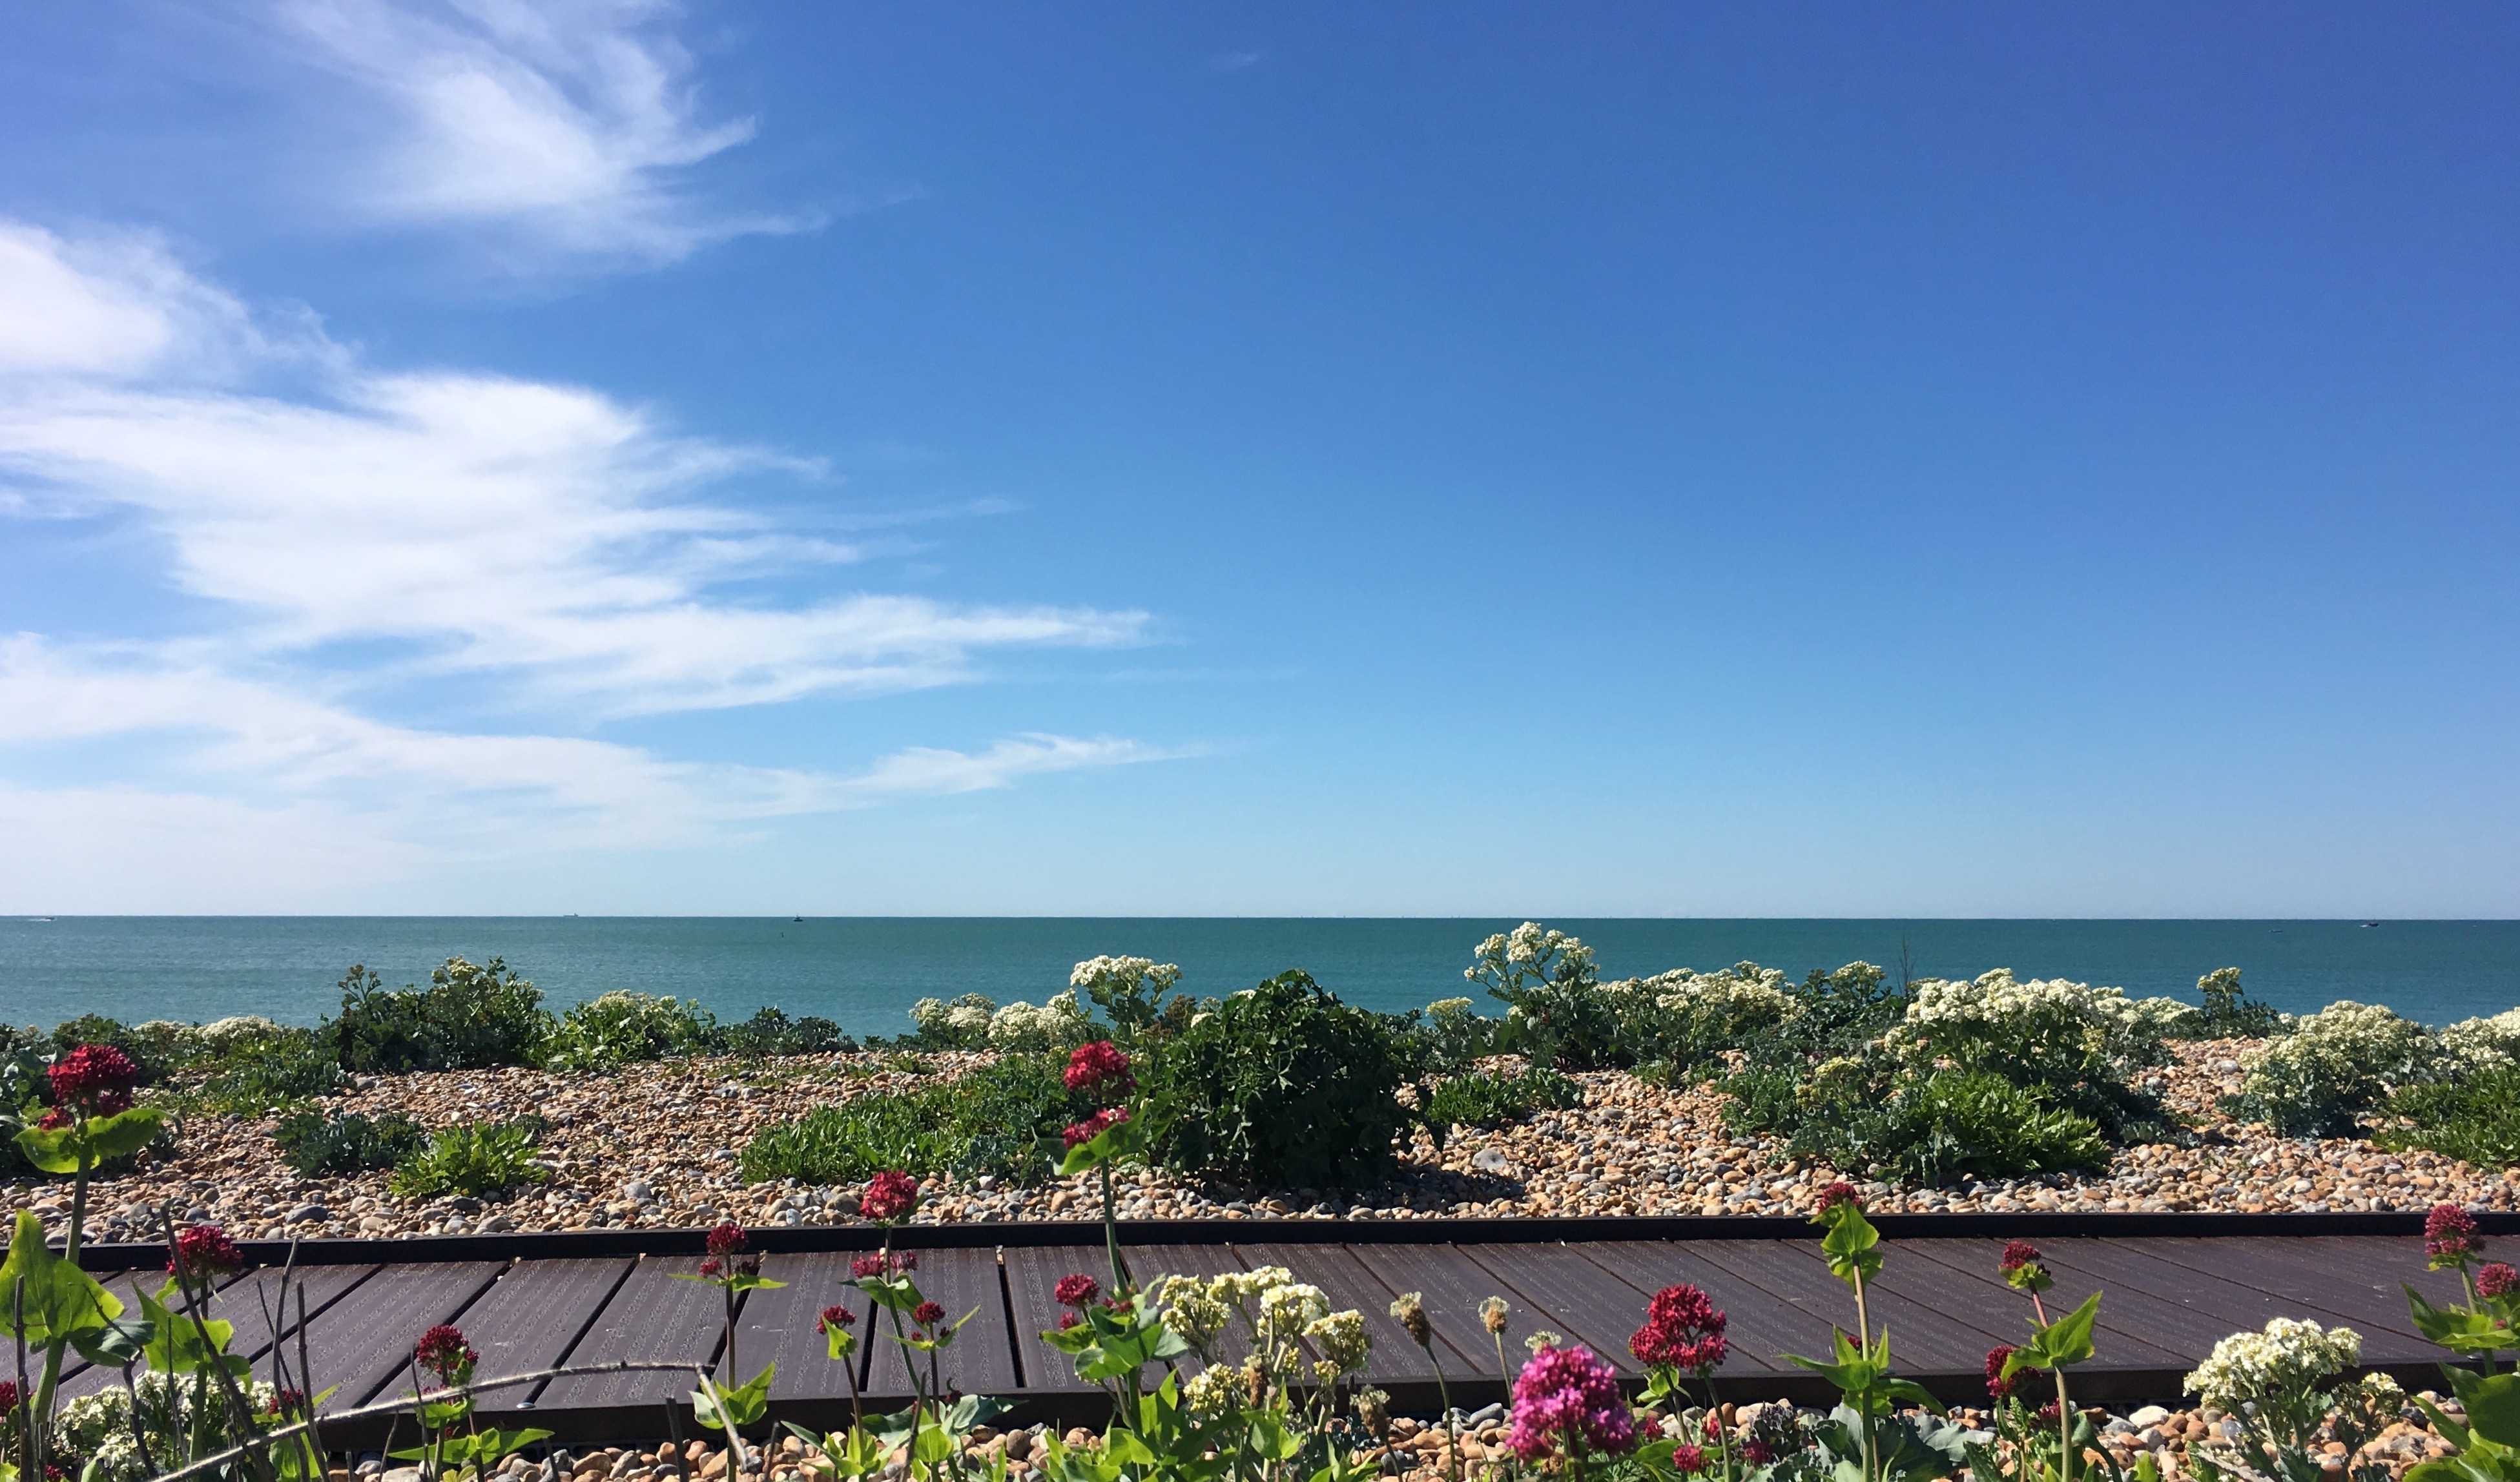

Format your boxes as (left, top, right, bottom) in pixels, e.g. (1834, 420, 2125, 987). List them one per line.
(16, 1040, 2514, 1240)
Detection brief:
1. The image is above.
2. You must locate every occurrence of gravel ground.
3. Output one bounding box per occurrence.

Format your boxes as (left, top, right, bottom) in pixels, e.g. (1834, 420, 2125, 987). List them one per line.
(15, 1038, 2515, 1244)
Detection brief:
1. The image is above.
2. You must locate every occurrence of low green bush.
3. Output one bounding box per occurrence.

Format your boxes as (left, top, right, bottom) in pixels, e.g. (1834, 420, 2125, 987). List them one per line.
(739, 1055, 1080, 1186)
(718, 1005, 852, 1058)
(1146, 970, 1416, 1189)
(2221, 1000, 2438, 1137)
(331, 958, 548, 1073)
(2164, 967, 2287, 1040)
(1419, 1064, 1582, 1139)
(542, 992, 717, 1070)
(273, 1109, 425, 1177)
(389, 1118, 550, 1199)
(2380, 1066, 2520, 1168)
(197, 1028, 339, 1113)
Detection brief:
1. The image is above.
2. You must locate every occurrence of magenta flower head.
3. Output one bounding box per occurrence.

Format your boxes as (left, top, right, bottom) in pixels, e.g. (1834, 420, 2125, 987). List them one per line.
(1742, 1441, 1775, 1467)
(0, 1381, 25, 1414)
(1630, 1283, 1727, 1374)
(705, 1222, 748, 1259)
(167, 1223, 244, 1281)
(1671, 1444, 1708, 1476)
(2428, 1204, 2484, 1270)
(1813, 1182, 1862, 1217)
(1986, 1343, 2043, 1401)
(860, 1170, 920, 1223)
(1062, 1106, 1130, 1151)
(1507, 1344, 1636, 1462)
(2481, 1263, 2520, 1299)
(49, 1045, 138, 1118)
(415, 1324, 479, 1386)
(1055, 1273, 1101, 1308)
(1064, 1040, 1135, 1102)
(852, 1250, 916, 1278)
(1999, 1240, 2052, 1293)
(818, 1304, 856, 1333)
(913, 1300, 945, 1330)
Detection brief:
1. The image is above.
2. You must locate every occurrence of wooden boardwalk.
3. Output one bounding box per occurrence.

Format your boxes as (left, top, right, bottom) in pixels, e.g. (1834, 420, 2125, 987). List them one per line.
(66, 1214, 2495, 1445)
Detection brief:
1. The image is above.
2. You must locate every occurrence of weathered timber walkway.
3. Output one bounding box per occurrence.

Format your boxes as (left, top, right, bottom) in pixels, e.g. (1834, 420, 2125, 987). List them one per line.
(61, 1212, 2502, 1443)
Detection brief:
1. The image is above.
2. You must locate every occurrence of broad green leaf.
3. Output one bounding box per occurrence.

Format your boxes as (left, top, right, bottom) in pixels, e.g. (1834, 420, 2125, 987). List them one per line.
(1056, 1111, 1147, 1178)
(0, 1211, 121, 1343)
(12, 1127, 78, 1176)
(2463, 1372, 2520, 1450)
(2034, 1292, 2101, 1368)
(84, 1107, 163, 1160)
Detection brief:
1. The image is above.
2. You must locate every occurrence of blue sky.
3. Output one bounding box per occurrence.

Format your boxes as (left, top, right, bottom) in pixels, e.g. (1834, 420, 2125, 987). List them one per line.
(0, 3, 2514, 916)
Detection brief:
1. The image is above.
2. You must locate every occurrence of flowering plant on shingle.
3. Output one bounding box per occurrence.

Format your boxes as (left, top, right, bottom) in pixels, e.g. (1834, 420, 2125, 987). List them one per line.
(1065, 1041, 1135, 1102)
(1069, 955, 1183, 1038)
(1893, 969, 2178, 1090)
(2185, 1318, 2368, 1474)
(984, 991, 1098, 1051)
(2225, 1000, 2441, 1137)
(1509, 1343, 1637, 1470)
(860, 1169, 920, 1223)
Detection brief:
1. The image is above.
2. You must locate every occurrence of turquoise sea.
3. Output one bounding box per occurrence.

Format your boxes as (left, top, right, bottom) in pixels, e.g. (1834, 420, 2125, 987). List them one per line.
(2, 918, 2515, 1037)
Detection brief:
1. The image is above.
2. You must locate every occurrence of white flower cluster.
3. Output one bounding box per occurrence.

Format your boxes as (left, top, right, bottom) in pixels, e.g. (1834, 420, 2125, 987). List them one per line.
(2233, 1000, 2441, 1131)
(1070, 956, 1183, 996)
(1146, 1266, 1371, 1380)
(1180, 1362, 1247, 1416)
(58, 1374, 280, 1482)
(1895, 969, 2179, 1077)
(2441, 1008, 2520, 1074)
(1465, 922, 1596, 993)
(198, 1015, 285, 1045)
(909, 993, 998, 1040)
(1604, 962, 1797, 1024)
(2184, 1317, 2362, 1414)
(985, 991, 1099, 1051)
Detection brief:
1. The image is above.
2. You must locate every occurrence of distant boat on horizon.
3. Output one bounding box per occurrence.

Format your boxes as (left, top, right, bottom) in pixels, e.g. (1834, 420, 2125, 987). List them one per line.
(2363, 921, 2382, 928)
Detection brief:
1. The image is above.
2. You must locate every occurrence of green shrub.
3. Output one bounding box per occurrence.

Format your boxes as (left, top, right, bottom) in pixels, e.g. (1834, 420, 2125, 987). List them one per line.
(1732, 1064, 2106, 1184)
(1420, 1064, 1582, 1139)
(1464, 923, 1801, 1073)
(273, 1109, 425, 1178)
(1146, 970, 1415, 1189)
(718, 1005, 852, 1058)
(739, 1055, 1079, 1186)
(2222, 1000, 2439, 1137)
(389, 1118, 550, 1199)
(2381, 1066, 2520, 1168)
(330, 958, 548, 1073)
(2164, 967, 2286, 1040)
(543, 992, 716, 1071)
(44, 1014, 196, 1082)
(1885, 969, 2178, 1140)
(198, 1027, 339, 1112)
(1413, 998, 1500, 1075)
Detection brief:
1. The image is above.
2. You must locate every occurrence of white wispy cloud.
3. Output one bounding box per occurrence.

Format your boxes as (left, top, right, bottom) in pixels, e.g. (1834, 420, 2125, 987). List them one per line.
(273, 0, 809, 263)
(0, 221, 1175, 890)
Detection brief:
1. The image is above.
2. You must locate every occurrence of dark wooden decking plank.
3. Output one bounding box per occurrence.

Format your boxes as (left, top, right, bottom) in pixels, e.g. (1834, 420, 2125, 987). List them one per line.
(1449, 1244, 1655, 1375)
(1341, 1242, 1535, 1377)
(1572, 1242, 1819, 1374)
(57, 1264, 381, 1401)
(1880, 1240, 2191, 1370)
(60, 1266, 258, 1388)
(1682, 1241, 2003, 1375)
(453, 1259, 636, 1415)
(2112, 1237, 2446, 1344)
(299, 1261, 506, 1409)
(1239, 1242, 1448, 1383)
(729, 1251, 876, 1403)
(863, 1246, 1018, 1400)
(532, 1255, 727, 1412)
(1002, 1245, 1113, 1394)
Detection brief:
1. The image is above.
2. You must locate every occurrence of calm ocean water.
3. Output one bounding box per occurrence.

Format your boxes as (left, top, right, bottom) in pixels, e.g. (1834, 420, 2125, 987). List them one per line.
(3, 918, 2516, 1037)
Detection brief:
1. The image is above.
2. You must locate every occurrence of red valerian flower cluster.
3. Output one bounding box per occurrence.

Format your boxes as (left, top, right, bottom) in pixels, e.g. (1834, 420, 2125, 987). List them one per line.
(2482, 1263, 2520, 1299)
(415, 1324, 479, 1385)
(167, 1223, 244, 1280)
(1985, 1344, 2043, 1401)
(705, 1222, 748, 1257)
(1999, 1240, 2052, 1292)
(1055, 1273, 1101, 1308)
(2428, 1203, 2484, 1268)
(0, 1381, 21, 1413)
(1629, 1283, 1727, 1374)
(1064, 1041, 1135, 1102)
(1508, 1344, 1636, 1461)
(851, 1251, 917, 1279)
(818, 1304, 856, 1334)
(1062, 1106, 1130, 1151)
(1669, 1444, 1708, 1476)
(1999, 1240, 2040, 1273)
(1813, 1182, 1862, 1216)
(265, 1389, 307, 1418)
(1741, 1442, 1776, 1467)
(860, 1171, 920, 1222)
(48, 1045, 138, 1119)
(912, 1301, 946, 1330)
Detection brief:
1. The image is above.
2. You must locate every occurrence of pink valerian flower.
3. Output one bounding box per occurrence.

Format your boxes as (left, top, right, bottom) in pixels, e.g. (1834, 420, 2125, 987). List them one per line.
(415, 1324, 478, 1385)
(1055, 1273, 1101, 1308)
(1999, 1240, 2052, 1292)
(1064, 1041, 1135, 1102)
(34, 1109, 71, 1132)
(1507, 1344, 1637, 1461)
(1999, 1240, 2041, 1273)
(1630, 1283, 1728, 1374)
(0, 1381, 21, 1413)
(265, 1389, 306, 1418)
(705, 1222, 748, 1258)
(1742, 1441, 1775, 1467)
(913, 1301, 945, 1330)
(698, 1259, 723, 1279)
(167, 1224, 243, 1280)
(1057, 1310, 1084, 1330)
(1985, 1344, 2044, 1401)
(1813, 1182, 1862, 1216)
(818, 1304, 856, 1333)
(1062, 1106, 1130, 1151)
(2428, 1204, 2484, 1268)
(851, 1251, 917, 1279)
(48, 1045, 138, 1118)
(860, 1171, 920, 1223)
(1670, 1444, 1708, 1476)
(2481, 1263, 2520, 1299)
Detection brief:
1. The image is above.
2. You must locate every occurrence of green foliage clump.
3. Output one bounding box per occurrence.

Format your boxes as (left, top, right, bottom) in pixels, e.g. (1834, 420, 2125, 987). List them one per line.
(331, 958, 548, 1073)
(2381, 1065, 2520, 1168)
(542, 992, 718, 1070)
(2165, 966, 2287, 1040)
(196, 1026, 339, 1113)
(273, 1109, 425, 1177)
(1463, 923, 1797, 1074)
(1146, 970, 1415, 1189)
(2221, 1000, 2439, 1137)
(718, 1005, 851, 1058)
(389, 1118, 550, 1199)
(1410, 998, 1500, 1075)
(739, 1055, 1080, 1186)
(1419, 1063, 1582, 1140)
